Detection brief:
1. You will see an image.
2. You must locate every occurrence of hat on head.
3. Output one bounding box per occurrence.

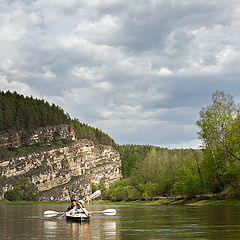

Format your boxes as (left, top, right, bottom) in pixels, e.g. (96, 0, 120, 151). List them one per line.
(79, 200, 85, 205)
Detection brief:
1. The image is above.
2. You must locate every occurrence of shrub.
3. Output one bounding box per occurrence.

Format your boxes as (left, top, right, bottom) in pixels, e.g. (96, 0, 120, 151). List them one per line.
(109, 185, 140, 201)
(137, 182, 159, 200)
(4, 177, 39, 201)
(172, 167, 201, 198)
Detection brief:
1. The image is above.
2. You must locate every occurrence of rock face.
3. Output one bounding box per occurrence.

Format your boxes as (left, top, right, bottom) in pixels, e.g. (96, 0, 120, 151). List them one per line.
(0, 125, 121, 200)
(0, 124, 76, 149)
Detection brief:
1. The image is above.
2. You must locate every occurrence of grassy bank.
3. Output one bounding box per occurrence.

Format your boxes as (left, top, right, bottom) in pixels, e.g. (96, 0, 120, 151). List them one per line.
(93, 198, 240, 206)
(0, 200, 69, 204)
(1, 198, 240, 205)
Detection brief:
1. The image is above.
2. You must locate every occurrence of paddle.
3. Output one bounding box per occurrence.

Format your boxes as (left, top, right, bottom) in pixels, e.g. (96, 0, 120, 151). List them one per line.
(44, 210, 64, 217)
(89, 190, 101, 200)
(58, 212, 66, 219)
(44, 208, 117, 217)
(90, 209, 117, 216)
(87, 190, 101, 204)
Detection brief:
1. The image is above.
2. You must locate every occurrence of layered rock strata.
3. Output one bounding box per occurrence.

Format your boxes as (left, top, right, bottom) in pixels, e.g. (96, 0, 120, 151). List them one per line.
(0, 124, 75, 149)
(0, 126, 121, 200)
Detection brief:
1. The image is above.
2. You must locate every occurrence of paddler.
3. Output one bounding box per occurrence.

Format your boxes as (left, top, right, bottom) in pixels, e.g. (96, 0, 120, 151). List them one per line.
(76, 200, 91, 216)
(66, 199, 77, 213)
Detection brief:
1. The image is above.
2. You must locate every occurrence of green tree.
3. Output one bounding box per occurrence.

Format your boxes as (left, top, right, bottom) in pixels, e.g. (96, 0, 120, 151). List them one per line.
(196, 90, 240, 192)
(173, 165, 201, 197)
(0, 90, 115, 146)
(106, 179, 140, 201)
(4, 177, 39, 201)
(115, 144, 203, 199)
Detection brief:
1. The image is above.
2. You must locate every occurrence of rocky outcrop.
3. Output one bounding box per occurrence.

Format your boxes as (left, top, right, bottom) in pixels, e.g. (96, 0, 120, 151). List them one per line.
(0, 124, 75, 149)
(39, 157, 120, 201)
(0, 126, 122, 200)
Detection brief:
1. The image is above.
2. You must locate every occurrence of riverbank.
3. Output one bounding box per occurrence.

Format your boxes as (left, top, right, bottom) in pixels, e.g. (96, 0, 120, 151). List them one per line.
(0, 200, 68, 204)
(93, 198, 240, 206)
(1, 198, 240, 205)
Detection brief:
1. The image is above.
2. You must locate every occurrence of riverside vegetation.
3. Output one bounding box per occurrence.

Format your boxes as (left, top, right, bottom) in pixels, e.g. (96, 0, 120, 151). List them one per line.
(2, 90, 240, 203)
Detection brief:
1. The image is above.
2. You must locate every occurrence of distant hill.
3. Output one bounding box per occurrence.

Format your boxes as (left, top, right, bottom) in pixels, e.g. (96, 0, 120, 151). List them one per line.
(0, 90, 115, 146)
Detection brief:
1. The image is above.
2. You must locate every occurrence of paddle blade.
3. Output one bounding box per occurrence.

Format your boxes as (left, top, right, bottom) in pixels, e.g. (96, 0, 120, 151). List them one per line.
(58, 212, 66, 219)
(90, 190, 101, 200)
(43, 210, 59, 217)
(102, 209, 117, 215)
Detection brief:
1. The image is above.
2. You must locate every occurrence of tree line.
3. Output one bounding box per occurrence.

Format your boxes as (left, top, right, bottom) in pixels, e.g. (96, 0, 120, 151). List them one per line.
(0, 90, 115, 146)
(71, 119, 115, 146)
(0, 90, 70, 131)
(101, 145, 203, 201)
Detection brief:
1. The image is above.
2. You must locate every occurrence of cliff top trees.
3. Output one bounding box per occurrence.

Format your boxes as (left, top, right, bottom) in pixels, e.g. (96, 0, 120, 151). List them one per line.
(0, 90, 70, 132)
(0, 90, 115, 146)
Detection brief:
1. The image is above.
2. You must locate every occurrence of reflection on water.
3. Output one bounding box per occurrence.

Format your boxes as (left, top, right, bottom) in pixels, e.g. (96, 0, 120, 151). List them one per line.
(1, 203, 240, 239)
(60, 217, 117, 240)
(104, 221, 117, 236)
(44, 220, 57, 230)
(67, 221, 91, 240)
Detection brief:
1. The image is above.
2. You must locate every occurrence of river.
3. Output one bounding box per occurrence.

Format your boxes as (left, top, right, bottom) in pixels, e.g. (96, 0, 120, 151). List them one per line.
(1, 203, 240, 239)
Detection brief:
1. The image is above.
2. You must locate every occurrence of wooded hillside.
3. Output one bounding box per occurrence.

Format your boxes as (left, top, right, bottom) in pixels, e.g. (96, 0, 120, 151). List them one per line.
(0, 91, 115, 146)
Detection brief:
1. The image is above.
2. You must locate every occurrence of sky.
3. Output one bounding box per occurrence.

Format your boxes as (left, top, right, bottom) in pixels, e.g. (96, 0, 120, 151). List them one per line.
(1, 0, 240, 148)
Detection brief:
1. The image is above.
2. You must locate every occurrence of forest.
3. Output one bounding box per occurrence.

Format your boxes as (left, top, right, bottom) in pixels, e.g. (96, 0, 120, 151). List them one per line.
(101, 91, 240, 201)
(0, 90, 115, 146)
(97, 145, 203, 201)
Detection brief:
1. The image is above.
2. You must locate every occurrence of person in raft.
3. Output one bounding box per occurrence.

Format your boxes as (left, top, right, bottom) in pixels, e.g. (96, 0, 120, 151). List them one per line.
(67, 199, 77, 212)
(76, 200, 91, 216)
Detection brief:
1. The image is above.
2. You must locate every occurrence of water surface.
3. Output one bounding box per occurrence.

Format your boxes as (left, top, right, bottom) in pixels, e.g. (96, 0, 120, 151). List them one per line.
(1, 203, 240, 239)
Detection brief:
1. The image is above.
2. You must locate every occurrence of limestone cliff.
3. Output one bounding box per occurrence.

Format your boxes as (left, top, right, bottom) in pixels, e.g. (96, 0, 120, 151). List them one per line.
(0, 125, 122, 200)
(0, 124, 76, 149)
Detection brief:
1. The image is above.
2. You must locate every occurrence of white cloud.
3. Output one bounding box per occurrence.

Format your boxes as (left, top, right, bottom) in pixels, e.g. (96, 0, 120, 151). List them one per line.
(71, 66, 103, 81)
(1, 0, 240, 147)
(158, 67, 172, 76)
(0, 74, 38, 97)
(162, 139, 202, 149)
(43, 70, 56, 79)
(75, 14, 120, 44)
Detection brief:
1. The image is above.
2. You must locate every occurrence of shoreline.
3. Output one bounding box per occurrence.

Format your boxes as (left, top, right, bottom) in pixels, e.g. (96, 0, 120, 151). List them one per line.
(1, 198, 240, 205)
(0, 200, 69, 204)
(93, 199, 240, 206)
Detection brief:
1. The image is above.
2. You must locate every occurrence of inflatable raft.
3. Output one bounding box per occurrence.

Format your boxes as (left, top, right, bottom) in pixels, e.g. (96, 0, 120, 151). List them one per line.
(65, 211, 90, 222)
